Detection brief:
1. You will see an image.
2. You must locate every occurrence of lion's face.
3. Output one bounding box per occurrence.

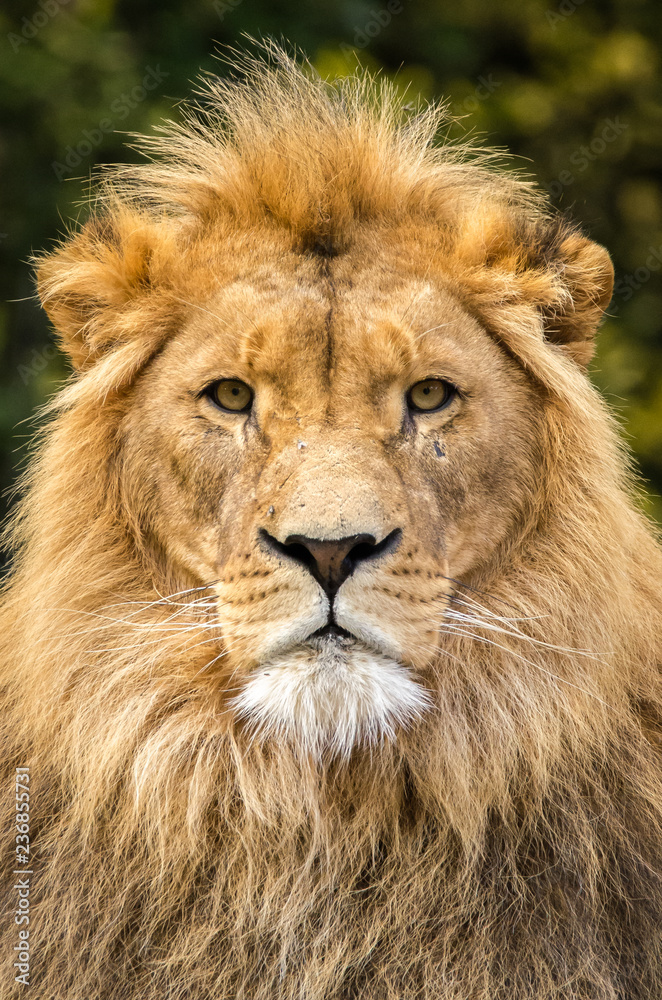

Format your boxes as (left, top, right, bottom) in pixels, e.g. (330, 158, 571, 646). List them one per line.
(118, 233, 540, 757)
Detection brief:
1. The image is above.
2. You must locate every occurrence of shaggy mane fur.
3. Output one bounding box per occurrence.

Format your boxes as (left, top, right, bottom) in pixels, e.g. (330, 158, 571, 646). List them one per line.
(2, 42, 662, 1000)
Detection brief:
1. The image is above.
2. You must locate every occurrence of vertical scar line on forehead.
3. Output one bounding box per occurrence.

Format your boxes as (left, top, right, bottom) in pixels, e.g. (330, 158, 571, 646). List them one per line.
(322, 261, 338, 400)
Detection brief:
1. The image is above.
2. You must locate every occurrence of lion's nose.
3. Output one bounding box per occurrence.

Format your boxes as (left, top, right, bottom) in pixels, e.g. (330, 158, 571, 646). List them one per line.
(259, 529, 401, 596)
(283, 534, 375, 595)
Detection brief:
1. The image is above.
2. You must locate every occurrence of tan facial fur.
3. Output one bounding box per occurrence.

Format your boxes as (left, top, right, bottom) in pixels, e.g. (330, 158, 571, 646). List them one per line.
(118, 241, 539, 757)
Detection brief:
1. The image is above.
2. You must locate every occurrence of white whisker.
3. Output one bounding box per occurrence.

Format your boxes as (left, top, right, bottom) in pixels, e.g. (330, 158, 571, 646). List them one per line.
(436, 622, 614, 711)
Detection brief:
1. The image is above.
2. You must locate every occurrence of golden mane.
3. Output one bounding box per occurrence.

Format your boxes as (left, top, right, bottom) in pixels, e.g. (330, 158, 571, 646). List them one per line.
(1, 42, 662, 1000)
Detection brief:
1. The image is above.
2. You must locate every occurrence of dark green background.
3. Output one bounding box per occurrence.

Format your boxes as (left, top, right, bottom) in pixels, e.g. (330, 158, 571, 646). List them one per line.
(1, 0, 661, 540)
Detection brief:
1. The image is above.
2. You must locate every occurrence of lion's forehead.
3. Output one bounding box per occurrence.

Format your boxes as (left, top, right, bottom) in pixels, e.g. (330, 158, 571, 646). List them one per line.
(172, 259, 489, 402)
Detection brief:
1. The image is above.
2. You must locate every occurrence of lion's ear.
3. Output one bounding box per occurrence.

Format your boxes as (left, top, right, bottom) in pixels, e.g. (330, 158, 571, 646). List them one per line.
(36, 210, 157, 371)
(541, 234, 614, 367)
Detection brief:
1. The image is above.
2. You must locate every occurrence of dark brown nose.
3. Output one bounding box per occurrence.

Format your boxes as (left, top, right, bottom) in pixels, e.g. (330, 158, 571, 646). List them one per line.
(259, 529, 401, 596)
(284, 534, 375, 594)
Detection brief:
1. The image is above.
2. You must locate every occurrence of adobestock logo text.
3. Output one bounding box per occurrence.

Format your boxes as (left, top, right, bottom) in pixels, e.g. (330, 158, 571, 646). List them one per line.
(52, 65, 168, 181)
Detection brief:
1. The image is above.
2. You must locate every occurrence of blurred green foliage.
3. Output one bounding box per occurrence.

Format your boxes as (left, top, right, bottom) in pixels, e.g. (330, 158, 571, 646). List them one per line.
(1, 0, 661, 532)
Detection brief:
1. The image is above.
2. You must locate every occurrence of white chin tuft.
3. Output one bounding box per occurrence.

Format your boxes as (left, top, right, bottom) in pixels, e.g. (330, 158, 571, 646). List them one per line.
(231, 636, 431, 761)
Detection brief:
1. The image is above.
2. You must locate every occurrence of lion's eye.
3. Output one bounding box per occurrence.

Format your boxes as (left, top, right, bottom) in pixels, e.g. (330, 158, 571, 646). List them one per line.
(407, 379, 456, 413)
(208, 379, 253, 413)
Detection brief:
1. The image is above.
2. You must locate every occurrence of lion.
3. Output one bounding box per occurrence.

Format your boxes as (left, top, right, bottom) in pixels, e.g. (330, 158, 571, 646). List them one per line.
(2, 42, 662, 1000)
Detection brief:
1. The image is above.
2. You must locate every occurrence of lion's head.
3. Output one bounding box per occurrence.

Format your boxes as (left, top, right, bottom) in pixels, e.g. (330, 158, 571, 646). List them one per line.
(34, 49, 614, 764)
(81, 230, 562, 759)
(3, 44, 662, 1000)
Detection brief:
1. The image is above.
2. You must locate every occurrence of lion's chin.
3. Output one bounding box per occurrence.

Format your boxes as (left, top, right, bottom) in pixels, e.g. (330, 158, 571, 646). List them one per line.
(231, 634, 431, 761)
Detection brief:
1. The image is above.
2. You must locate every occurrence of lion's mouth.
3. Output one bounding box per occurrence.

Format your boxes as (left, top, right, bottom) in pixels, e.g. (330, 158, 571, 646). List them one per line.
(309, 623, 354, 641)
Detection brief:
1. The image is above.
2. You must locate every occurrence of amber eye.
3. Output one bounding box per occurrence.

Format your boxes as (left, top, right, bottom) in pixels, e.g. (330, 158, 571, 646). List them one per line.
(208, 379, 253, 413)
(407, 379, 456, 413)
